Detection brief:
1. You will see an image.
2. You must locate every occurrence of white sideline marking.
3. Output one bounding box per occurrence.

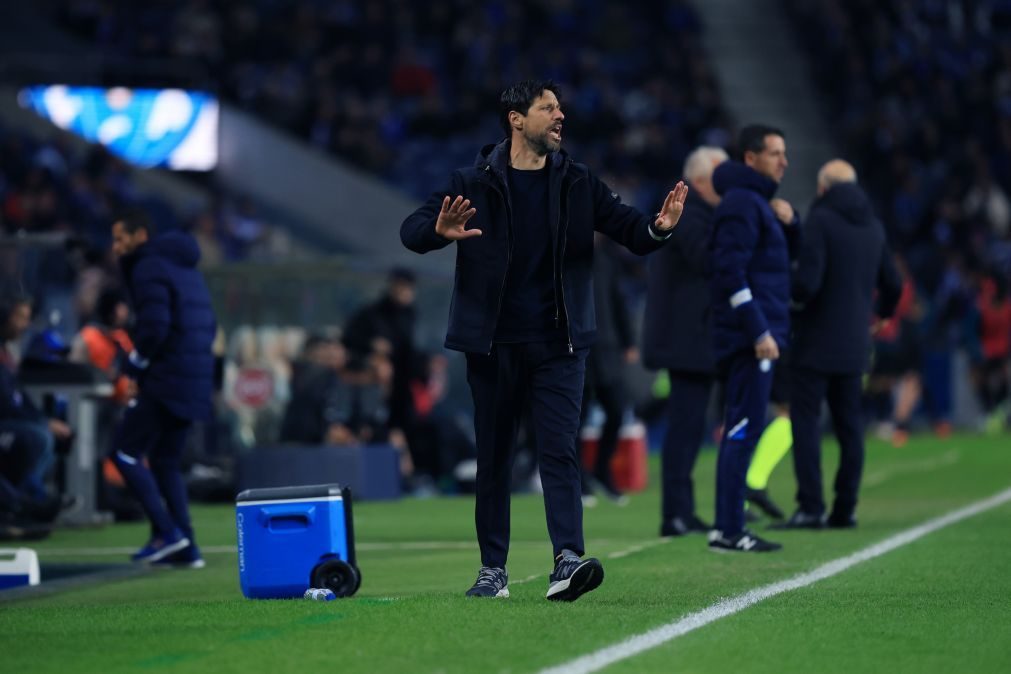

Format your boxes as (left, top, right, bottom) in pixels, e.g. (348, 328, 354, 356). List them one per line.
(539, 486, 1011, 674)
(862, 449, 960, 488)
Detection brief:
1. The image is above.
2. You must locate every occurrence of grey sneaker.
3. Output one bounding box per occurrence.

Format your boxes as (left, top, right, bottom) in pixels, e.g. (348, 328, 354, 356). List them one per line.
(465, 566, 509, 598)
(546, 553, 604, 601)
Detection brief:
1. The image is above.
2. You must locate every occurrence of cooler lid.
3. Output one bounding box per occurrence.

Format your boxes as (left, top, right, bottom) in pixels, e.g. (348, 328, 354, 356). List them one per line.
(236, 483, 345, 503)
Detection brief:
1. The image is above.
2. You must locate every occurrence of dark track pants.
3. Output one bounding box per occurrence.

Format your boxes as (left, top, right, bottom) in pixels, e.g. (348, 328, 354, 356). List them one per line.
(466, 341, 588, 568)
(715, 353, 774, 536)
(112, 395, 194, 541)
(790, 367, 865, 518)
(661, 372, 714, 522)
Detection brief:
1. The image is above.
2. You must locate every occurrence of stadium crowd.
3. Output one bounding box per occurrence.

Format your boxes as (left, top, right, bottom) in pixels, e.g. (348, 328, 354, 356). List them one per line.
(49, 0, 733, 207)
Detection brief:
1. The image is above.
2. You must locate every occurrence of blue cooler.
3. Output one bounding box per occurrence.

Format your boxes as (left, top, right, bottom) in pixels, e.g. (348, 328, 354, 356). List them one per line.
(236, 484, 361, 599)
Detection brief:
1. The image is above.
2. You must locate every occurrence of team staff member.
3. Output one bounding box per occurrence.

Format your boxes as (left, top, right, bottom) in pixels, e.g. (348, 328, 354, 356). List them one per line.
(776, 160, 901, 529)
(402, 79, 687, 600)
(708, 124, 799, 553)
(642, 145, 727, 537)
(111, 210, 217, 568)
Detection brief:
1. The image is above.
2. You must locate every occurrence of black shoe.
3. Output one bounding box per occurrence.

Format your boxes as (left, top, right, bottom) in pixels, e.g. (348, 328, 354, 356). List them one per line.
(465, 566, 509, 598)
(746, 488, 785, 520)
(660, 515, 711, 537)
(769, 510, 825, 530)
(546, 554, 604, 601)
(708, 529, 782, 552)
(826, 512, 857, 529)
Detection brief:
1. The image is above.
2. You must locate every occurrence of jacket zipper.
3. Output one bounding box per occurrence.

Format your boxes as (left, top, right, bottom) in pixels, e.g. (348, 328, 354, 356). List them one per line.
(559, 172, 582, 354)
(484, 164, 512, 355)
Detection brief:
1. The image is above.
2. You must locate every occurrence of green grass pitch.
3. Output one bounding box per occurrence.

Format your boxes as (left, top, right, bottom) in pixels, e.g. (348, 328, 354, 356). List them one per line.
(2, 433, 1010, 673)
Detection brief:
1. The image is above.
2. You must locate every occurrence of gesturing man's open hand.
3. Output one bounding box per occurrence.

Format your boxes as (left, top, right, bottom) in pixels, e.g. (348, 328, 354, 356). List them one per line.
(435, 195, 482, 240)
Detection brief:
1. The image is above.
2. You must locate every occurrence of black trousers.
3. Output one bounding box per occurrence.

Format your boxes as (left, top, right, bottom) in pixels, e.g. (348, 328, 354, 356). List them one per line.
(789, 367, 865, 518)
(660, 371, 713, 522)
(466, 341, 588, 568)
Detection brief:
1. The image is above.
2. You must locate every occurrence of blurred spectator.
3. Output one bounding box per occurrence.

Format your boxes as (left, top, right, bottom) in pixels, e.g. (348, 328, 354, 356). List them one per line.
(343, 267, 418, 436)
(279, 335, 354, 445)
(0, 292, 72, 523)
(867, 256, 924, 446)
(69, 288, 136, 404)
(966, 271, 1011, 431)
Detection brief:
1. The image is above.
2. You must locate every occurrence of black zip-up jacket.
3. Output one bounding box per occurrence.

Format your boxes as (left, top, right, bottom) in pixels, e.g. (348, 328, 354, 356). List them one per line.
(401, 139, 671, 354)
(790, 182, 902, 373)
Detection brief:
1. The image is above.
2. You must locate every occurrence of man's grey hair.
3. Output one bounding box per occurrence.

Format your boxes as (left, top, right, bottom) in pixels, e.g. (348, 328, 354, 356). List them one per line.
(683, 146, 729, 182)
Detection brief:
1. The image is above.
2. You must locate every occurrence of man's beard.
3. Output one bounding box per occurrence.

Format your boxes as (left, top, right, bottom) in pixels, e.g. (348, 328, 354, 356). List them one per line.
(524, 129, 560, 155)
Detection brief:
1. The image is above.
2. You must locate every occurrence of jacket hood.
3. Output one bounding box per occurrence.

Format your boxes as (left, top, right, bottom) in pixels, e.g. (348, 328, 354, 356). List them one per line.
(816, 182, 873, 225)
(712, 161, 778, 200)
(143, 231, 202, 268)
(474, 139, 570, 176)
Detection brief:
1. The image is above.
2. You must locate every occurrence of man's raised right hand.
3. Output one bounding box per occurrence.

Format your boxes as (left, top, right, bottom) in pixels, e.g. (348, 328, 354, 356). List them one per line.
(435, 195, 482, 240)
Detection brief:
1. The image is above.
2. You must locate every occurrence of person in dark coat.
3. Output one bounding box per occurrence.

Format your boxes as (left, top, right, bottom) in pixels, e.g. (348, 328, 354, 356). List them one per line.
(642, 145, 728, 536)
(708, 125, 800, 553)
(342, 268, 417, 434)
(111, 209, 217, 568)
(776, 160, 902, 529)
(401, 79, 688, 601)
(580, 234, 636, 504)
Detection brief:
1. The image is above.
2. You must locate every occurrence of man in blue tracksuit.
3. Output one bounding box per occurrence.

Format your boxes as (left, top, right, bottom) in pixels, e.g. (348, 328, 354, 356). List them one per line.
(401, 80, 688, 600)
(708, 125, 799, 553)
(111, 210, 217, 567)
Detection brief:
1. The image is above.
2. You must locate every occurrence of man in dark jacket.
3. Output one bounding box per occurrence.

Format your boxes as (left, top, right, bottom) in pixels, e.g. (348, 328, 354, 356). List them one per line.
(778, 160, 902, 529)
(111, 210, 217, 568)
(708, 125, 799, 553)
(642, 145, 728, 537)
(342, 267, 417, 433)
(401, 80, 687, 601)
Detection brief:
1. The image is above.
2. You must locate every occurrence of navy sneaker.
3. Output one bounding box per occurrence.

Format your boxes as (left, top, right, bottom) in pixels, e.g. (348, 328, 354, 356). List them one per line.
(465, 566, 509, 598)
(660, 515, 711, 537)
(546, 553, 604, 601)
(152, 542, 206, 569)
(131, 530, 190, 563)
(708, 529, 782, 552)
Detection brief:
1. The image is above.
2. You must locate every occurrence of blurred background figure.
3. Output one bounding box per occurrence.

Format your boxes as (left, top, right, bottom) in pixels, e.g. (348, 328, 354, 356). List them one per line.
(581, 234, 636, 506)
(1, 291, 72, 538)
(777, 160, 901, 530)
(642, 145, 727, 537)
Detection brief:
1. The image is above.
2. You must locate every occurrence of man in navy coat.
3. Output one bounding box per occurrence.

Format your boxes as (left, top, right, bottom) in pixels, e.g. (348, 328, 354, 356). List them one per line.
(642, 145, 728, 537)
(708, 125, 799, 553)
(111, 210, 217, 567)
(402, 80, 688, 600)
(778, 160, 902, 529)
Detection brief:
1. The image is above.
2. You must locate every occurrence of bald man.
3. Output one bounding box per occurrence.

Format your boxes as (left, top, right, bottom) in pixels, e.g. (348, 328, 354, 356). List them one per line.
(774, 159, 902, 529)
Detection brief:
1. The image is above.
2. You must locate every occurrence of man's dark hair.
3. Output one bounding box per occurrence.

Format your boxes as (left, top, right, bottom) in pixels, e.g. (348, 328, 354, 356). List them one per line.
(737, 124, 785, 158)
(499, 79, 561, 136)
(117, 208, 156, 236)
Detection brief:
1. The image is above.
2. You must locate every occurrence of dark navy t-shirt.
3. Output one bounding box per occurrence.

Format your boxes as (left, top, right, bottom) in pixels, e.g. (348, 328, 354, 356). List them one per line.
(495, 165, 563, 342)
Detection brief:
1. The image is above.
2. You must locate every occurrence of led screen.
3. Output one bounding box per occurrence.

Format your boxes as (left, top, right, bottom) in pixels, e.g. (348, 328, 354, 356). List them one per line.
(19, 85, 218, 171)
